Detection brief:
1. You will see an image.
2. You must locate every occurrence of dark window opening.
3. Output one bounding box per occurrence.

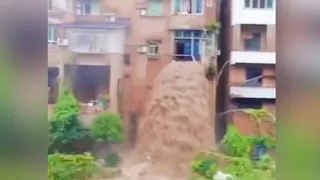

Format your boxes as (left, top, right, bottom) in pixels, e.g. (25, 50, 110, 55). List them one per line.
(48, 68, 59, 104)
(259, 0, 266, 8)
(66, 65, 110, 103)
(245, 65, 263, 87)
(235, 98, 263, 109)
(252, 0, 258, 8)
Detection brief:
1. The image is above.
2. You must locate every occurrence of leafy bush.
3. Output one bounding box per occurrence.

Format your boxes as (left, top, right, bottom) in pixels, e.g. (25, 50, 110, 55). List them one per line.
(48, 153, 101, 180)
(192, 153, 218, 179)
(49, 88, 88, 153)
(90, 112, 124, 143)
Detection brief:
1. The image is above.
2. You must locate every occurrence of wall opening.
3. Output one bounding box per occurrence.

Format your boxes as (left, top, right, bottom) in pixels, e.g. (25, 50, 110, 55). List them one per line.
(65, 64, 110, 103)
(48, 67, 59, 104)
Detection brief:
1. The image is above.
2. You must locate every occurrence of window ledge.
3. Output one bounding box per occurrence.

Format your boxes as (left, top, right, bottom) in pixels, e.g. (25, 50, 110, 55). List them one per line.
(171, 13, 204, 16)
(140, 15, 166, 18)
(147, 55, 160, 59)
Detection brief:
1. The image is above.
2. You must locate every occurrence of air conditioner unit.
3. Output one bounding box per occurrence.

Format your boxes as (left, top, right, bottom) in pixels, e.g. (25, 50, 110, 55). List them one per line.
(104, 13, 116, 22)
(137, 45, 147, 53)
(57, 38, 68, 46)
(138, 9, 147, 16)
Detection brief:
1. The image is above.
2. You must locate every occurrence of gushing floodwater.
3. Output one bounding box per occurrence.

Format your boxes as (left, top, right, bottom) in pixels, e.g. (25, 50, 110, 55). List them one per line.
(118, 61, 216, 179)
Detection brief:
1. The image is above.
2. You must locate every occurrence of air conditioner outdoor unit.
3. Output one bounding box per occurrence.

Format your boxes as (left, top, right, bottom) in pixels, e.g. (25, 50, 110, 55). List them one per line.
(104, 13, 116, 22)
(137, 45, 147, 53)
(138, 9, 147, 16)
(57, 38, 68, 46)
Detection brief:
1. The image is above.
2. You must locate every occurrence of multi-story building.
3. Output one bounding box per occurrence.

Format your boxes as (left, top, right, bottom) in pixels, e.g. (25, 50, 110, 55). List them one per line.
(48, 0, 130, 121)
(48, 0, 220, 114)
(227, 0, 276, 135)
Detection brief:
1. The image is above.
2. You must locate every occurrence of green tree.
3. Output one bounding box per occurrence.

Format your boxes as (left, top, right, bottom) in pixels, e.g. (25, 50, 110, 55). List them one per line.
(89, 112, 124, 162)
(90, 112, 124, 144)
(49, 88, 88, 153)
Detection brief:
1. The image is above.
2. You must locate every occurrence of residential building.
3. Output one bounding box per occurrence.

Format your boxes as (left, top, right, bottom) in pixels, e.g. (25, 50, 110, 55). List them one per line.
(48, 0, 130, 118)
(47, 0, 220, 140)
(227, 0, 276, 136)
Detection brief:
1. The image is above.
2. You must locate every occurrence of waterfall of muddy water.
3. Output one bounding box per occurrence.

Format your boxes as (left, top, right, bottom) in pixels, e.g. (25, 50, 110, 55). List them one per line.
(134, 61, 215, 178)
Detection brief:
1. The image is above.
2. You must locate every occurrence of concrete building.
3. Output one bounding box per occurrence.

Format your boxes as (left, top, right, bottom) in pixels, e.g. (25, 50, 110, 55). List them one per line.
(48, 0, 220, 120)
(228, 0, 276, 135)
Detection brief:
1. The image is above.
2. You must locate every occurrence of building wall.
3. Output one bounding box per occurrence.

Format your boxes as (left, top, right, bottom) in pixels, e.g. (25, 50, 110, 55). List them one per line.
(228, 0, 276, 137)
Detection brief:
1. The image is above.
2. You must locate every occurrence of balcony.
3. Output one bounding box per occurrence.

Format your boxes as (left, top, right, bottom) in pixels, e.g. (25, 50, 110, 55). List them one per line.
(230, 86, 276, 99)
(230, 51, 275, 65)
(67, 28, 125, 54)
(169, 14, 205, 30)
(231, 0, 275, 25)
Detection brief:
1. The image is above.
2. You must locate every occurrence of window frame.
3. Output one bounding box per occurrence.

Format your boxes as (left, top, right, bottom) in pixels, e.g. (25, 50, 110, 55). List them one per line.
(48, 27, 58, 45)
(244, 0, 274, 9)
(172, 0, 204, 15)
(243, 32, 261, 51)
(173, 30, 207, 61)
(76, 1, 93, 15)
(147, 42, 160, 56)
(147, 0, 164, 16)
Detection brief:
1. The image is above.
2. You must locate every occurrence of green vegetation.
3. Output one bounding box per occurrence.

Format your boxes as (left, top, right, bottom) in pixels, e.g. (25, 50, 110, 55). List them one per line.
(48, 88, 125, 179)
(90, 112, 125, 144)
(49, 88, 88, 153)
(191, 109, 276, 180)
(48, 153, 101, 180)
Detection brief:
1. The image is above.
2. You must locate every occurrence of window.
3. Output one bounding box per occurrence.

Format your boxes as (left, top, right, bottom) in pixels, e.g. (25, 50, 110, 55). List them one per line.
(173, 30, 204, 61)
(245, 65, 263, 87)
(236, 99, 263, 109)
(147, 0, 163, 16)
(244, 0, 274, 9)
(173, 0, 203, 14)
(48, 27, 58, 45)
(75, 0, 100, 15)
(147, 42, 160, 56)
(244, 33, 261, 51)
(76, 34, 99, 52)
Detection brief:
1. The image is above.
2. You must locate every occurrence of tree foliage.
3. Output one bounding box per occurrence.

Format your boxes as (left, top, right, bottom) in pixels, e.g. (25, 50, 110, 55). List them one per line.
(191, 109, 276, 180)
(89, 112, 125, 144)
(48, 153, 101, 180)
(49, 88, 88, 153)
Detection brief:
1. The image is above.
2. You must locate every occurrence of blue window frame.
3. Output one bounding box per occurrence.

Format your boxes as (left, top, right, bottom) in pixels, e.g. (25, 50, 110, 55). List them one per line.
(173, 30, 204, 61)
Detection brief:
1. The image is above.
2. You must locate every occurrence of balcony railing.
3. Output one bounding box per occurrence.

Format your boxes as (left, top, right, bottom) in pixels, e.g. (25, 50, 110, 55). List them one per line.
(230, 51, 276, 65)
(230, 86, 276, 99)
(68, 30, 108, 54)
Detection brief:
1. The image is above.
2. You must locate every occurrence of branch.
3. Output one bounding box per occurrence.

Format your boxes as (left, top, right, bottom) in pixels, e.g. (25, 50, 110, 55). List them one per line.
(218, 108, 276, 124)
(215, 59, 230, 86)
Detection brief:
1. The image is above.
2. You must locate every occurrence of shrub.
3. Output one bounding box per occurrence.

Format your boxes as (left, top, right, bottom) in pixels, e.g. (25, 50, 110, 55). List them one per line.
(90, 112, 124, 144)
(48, 153, 101, 180)
(49, 88, 88, 153)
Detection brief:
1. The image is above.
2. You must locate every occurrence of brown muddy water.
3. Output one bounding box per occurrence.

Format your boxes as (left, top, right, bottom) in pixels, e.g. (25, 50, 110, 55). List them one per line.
(116, 61, 216, 180)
